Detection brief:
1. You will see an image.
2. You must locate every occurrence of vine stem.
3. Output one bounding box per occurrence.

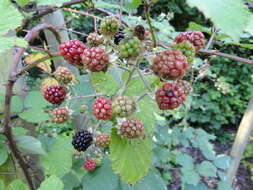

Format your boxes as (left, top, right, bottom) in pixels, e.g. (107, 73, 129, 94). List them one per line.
(3, 24, 60, 190)
(71, 94, 102, 100)
(136, 66, 153, 93)
(143, 0, 157, 47)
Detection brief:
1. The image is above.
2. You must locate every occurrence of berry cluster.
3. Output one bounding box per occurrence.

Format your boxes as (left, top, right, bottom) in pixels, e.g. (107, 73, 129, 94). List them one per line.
(43, 86, 66, 105)
(93, 97, 112, 120)
(120, 118, 144, 139)
(155, 83, 186, 110)
(54, 66, 73, 85)
(82, 47, 110, 72)
(151, 50, 188, 80)
(100, 16, 119, 36)
(96, 133, 111, 148)
(173, 41, 195, 64)
(72, 130, 93, 152)
(51, 107, 69, 124)
(59, 39, 87, 67)
(175, 31, 205, 51)
(87, 33, 104, 47)
(112, 96, 136, 117)
(83, 158, 97, 172)
(119, 37, 142, 59)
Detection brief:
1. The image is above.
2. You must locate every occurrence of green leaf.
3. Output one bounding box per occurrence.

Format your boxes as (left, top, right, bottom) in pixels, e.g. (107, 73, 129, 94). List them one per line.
(0, 37, 28, 53)
(82, 158, 119, 190)
(0, 1, 23, 35)
(0, 180, 5, 189)
(176, 153, 194, 170)
(38, 175, 64, 190)
(135, 169, 167, 190)
(37, 0, 67, 6)
(15, 135, 46, 155)
(218, 181, 232, 190)
(181, 168, 200, 186)
(0, 143, 8, 166)
(7, 179, 29, 190)
(19, 91, 50, 123)
(13, 127, 28, 136)
(16, 0, 31, 6)
(186, 0, 251, 41)
(132, 96, 160, 133)
(90, 72, 120, 96)
(196, 161, 217, 177)
(10, 96, 23, 113)
(124, 75, 156, 96)
(214, 155, 230, 170)
(61, 172, 80, 190)
(110, 129, 152, 184)
(125, 0, 142, 10)
(185, 183, 211, 190)
(41, 136, 74, 177)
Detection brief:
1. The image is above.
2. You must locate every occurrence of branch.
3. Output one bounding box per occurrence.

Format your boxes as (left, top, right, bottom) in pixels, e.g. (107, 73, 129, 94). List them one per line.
(3, 23, 61, 190)
(199, 49, 253, 65)
(143, 0, 157, 47)
(205, 28, 219, 50)
(136, 67, 153, 92)
(19, 0, 88, 31)
(63, 8, 103, 20)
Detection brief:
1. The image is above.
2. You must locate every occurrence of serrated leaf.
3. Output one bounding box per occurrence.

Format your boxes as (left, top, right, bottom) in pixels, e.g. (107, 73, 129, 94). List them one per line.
(7, 179, 29, 190)
(24, 53, 52, 73)
(181, 168, 200, 186)
(0, 1, 23, 35)
(214, 155, 230, 169)
(0, 37, 28, 53)
(186, 0, 251, 41)
(110, 129, 152, 184)
(176, 153, 194, 170)
(0, 143, 8, 166)
(15, 135, 46, 155)
(41, 136, 74, 177)
(196, 161, 217, 177)
(82, 158, 119, 190)
(19, 91, 51, 123)
(90, 72, 120, 96)
(38, 175, 64, 190)
(132, 96, 159, 133)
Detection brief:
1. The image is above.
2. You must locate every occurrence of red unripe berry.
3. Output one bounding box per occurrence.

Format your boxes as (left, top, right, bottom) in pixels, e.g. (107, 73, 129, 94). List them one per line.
(120, 118, 144, 139)
(93, 97, 112, 120)
(155, 83, 186, 110)
(43, 86, 67, 105)
(82, 47, 110, 72)
(151, 50, 188, 80)
(51, 107, 69, 124)
(83, 159, 97, 172)
(59, 39, 87, 67)
(175, 31, 205, 51)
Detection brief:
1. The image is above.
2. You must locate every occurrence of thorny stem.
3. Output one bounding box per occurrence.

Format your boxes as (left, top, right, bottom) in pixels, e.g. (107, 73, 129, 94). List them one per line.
(143, 0, 157, 47)
(199, 49, 253, 65)
(63, 8, 103, 20)
(71, 94, 103, 100)
(3, 24, 61, 190)
(136, 66, 153, 93)
(205, 28, 220, 50)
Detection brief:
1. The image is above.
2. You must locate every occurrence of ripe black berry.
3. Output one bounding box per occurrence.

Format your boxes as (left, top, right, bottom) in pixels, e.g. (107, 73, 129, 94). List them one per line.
(72, 131, 93, 152)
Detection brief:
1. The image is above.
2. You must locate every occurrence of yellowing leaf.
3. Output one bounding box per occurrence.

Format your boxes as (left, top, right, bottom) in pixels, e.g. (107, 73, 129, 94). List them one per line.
(24, 53, 52, 73)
